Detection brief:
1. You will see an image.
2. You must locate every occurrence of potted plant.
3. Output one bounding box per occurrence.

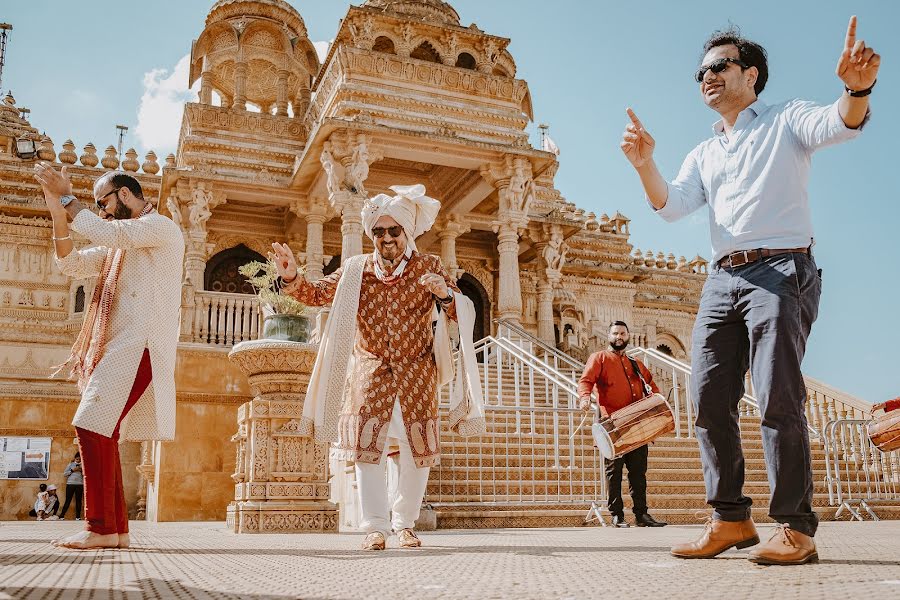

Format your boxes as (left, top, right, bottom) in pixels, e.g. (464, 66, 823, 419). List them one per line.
(238, 258, 311, 343)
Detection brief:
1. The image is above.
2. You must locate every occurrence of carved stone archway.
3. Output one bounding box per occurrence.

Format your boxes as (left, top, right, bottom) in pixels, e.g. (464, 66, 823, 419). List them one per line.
(204, 244, 266, 294)
(456, 273, 491, 343)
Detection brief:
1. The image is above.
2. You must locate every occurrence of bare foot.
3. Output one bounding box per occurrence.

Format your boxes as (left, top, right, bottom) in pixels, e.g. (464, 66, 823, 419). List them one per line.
(117, 533, 130, 548)
(51, 530, 120, 550)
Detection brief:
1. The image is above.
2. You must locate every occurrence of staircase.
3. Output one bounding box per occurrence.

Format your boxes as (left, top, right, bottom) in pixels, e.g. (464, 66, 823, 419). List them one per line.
(426, 320, 900, 528)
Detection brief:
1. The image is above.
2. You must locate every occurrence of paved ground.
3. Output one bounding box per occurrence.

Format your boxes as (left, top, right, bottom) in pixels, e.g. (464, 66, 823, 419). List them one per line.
(1, 521, 899, 600)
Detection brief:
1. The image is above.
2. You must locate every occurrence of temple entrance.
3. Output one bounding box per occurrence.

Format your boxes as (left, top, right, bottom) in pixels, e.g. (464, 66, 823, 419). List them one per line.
(456, 273, 491, 343)
(204, 244, 265, 294)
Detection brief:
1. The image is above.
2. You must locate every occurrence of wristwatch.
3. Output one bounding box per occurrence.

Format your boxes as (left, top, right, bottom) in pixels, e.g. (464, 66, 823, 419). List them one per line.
(437, 289, 454, 305)
(59, 194, 76, 207)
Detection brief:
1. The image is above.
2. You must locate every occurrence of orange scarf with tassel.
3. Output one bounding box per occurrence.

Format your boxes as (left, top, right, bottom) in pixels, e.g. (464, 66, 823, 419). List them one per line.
(55, 204, 153, 390)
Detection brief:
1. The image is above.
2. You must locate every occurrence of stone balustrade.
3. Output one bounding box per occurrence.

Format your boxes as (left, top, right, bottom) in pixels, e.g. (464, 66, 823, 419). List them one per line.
(192, 291, 262, 347)
(39, 136, 162, 175)
(631, 247, 708, 275)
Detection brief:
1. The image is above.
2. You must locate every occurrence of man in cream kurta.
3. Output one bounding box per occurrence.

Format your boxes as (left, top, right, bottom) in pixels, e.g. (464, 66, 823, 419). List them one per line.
(273, 185, 483, 550)
(35, 163, 184, 550)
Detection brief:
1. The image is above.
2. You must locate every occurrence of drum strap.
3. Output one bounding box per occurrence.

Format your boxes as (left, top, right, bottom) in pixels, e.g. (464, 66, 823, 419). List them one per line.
(626, 356, 654, 397)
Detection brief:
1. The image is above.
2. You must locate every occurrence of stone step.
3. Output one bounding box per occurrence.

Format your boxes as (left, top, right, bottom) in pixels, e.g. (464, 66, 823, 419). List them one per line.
(431, 505, 846, 529)
(425, 484, 829, 511)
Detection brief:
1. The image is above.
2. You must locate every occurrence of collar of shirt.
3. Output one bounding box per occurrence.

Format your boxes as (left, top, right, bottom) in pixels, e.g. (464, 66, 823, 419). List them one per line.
(712, 99, 768, 139)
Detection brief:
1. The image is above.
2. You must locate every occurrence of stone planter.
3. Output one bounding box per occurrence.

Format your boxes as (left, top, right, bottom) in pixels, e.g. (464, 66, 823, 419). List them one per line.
(262, 314, 311, 342)
(226, 339, 338, 533)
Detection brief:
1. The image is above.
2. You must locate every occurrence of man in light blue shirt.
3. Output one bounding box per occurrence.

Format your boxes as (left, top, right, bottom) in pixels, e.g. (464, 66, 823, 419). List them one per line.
(621, 16, 879, 565)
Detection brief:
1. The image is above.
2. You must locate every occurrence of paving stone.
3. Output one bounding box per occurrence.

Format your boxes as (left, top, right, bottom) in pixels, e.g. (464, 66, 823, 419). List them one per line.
(2, 521, 899, 599)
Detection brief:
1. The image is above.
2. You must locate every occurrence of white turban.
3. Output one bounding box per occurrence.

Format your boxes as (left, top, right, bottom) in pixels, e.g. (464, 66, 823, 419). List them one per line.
(362, 184, 440, 251)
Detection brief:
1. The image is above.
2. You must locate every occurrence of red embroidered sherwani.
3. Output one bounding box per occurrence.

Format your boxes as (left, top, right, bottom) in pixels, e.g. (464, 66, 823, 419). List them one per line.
(284, 252, 458, 467)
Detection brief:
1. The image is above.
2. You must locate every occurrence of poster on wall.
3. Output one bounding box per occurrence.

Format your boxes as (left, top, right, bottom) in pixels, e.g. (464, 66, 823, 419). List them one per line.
(0, 437, 51, 480)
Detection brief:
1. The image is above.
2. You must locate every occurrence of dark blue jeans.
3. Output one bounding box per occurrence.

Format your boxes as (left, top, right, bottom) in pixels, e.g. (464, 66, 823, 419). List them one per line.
(691, 252, 821, 537)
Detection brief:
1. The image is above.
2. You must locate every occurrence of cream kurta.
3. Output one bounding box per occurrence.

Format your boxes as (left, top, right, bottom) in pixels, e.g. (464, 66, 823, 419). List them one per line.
(55, 209, 184, 441)
(284, 252, 458, 467)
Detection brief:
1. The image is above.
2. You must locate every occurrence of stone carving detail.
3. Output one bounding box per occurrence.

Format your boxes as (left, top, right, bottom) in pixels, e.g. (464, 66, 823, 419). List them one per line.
(227, 340, 338, 533)
(189, 183, 214, 233)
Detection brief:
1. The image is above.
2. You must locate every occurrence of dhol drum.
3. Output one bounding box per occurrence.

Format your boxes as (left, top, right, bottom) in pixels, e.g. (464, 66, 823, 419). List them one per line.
(592, 393, 675, 460)
(867, 398, 900, 453)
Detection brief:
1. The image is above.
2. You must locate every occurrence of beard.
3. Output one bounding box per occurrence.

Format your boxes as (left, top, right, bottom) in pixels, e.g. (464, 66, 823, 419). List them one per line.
(377, 240, 403, 263)
(610, 339, 628, 351)
(103, 200, 133, 221)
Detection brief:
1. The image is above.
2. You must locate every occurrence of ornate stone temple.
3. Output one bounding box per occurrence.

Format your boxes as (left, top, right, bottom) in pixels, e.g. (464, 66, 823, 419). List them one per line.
(0, 0, 711, 524)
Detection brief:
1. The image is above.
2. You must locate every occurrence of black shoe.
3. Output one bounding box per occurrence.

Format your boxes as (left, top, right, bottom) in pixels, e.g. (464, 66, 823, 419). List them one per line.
(611, 514, 630, 528)
(635, 513, 667, 527)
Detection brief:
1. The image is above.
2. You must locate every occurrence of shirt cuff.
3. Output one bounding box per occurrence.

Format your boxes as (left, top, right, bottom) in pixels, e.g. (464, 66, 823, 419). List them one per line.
(648, 184, 682, 222)
(831, 97, 870, 134)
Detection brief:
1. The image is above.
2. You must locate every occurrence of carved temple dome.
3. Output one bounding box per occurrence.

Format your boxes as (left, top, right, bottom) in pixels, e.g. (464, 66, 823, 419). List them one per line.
(192, 0, 320, 114)
(206, 0, 309, 38)
(362, 0, 461, 26)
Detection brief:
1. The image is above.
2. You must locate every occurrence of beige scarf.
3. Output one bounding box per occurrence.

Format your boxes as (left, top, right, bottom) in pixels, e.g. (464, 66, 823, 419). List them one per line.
(55, 204, 153, 391)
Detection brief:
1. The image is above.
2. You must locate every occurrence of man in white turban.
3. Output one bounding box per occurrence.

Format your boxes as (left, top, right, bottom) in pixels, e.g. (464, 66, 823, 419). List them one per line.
(273, 184, 484, 550)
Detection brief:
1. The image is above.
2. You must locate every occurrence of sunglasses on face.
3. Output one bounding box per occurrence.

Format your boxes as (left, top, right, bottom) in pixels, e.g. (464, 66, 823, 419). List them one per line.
(372, 225, 404, 239)
(95, 187, 121, 211)
(694, 57, 749, 83)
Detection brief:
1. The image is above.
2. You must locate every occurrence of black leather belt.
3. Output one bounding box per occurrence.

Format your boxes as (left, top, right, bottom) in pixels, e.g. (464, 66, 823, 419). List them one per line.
(717, 247, 809, 269)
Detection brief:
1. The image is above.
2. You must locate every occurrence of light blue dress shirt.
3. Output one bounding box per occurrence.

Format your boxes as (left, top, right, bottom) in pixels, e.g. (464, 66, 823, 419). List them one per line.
(654, 99, 867, 263)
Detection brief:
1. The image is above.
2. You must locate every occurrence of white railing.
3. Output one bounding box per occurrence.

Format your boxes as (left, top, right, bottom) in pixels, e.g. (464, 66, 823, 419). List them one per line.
(192, 291, 262, 347)
(627, 347, 771, 439)
(823, 418, 900, 520)
(427, 334, 607, 515)
(495, 318, 585, 372)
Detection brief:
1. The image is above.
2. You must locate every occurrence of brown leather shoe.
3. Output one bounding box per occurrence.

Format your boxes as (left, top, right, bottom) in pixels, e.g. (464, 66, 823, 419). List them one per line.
(397, 528, 422, 549)
(748, 524, 817, 565)
(362, 531, 386, 551)
(671, 517, 760, 559)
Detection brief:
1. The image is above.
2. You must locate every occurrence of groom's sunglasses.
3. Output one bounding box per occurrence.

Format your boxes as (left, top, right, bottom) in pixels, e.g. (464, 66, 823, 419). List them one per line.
(372, 226, 404, 239)
(694, 57, 749, 83)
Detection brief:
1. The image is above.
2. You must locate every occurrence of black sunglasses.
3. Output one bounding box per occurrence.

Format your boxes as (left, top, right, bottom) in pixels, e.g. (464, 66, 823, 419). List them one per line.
(694, 57, 749, 83)
(95, 187, 121, 211)
(372, 225, 404, 239)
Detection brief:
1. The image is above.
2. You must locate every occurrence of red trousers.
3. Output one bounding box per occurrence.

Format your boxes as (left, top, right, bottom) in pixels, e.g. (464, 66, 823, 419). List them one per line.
(76, 349, 152, 535)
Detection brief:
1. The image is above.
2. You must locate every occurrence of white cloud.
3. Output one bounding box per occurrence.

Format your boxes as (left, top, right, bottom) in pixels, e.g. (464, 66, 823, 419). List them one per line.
(313, 40, 331, 63)
(134, 54, 198, 156)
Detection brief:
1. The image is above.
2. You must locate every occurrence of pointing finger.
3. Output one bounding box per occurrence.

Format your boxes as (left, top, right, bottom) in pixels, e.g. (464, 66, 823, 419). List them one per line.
(626, 107, 644, 129)
(845, 15, 857, 50)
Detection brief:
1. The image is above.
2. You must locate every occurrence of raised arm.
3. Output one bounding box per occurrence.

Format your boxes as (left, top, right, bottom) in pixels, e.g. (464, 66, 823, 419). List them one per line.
(272, 242, 341, 306)
(836, 15, 879, 129)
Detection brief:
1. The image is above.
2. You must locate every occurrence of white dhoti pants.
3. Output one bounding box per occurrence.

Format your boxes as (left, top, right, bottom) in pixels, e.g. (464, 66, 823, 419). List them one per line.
(355, 398, 431, 534)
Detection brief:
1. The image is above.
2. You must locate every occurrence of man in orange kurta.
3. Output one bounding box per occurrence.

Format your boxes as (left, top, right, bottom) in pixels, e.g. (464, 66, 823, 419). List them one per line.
(578, 321, 666, 528)
(273, 185, 458, 551)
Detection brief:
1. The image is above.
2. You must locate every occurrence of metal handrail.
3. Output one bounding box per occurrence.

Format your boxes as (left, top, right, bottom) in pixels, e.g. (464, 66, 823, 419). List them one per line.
(494, 318, 586, 372)
(431, 331, 607, 518)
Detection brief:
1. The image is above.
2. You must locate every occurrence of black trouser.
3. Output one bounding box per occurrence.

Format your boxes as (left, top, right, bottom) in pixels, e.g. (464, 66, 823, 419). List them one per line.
(59, 484, 84, 519)
(605, 445, 648, 517)
(692, 253, 821, 536)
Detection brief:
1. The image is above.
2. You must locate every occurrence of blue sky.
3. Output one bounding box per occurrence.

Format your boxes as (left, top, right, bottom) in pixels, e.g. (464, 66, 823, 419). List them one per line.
(4, 1, 897, 403)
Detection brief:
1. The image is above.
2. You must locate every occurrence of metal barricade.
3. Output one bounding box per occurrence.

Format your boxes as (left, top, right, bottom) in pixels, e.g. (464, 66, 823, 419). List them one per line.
(823, 418, 900, 520)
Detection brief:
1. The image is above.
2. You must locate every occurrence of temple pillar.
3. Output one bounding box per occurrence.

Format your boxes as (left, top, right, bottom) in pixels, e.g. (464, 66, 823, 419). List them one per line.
(232, 62, 248, 110)
(494, 221, 523, 324)
(275, 70, 290, 116)
(437, 217, 469, 280)
(300, 201, 329, 281)
(227, 340, 338, 533)
(200, 68, 213, 105)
